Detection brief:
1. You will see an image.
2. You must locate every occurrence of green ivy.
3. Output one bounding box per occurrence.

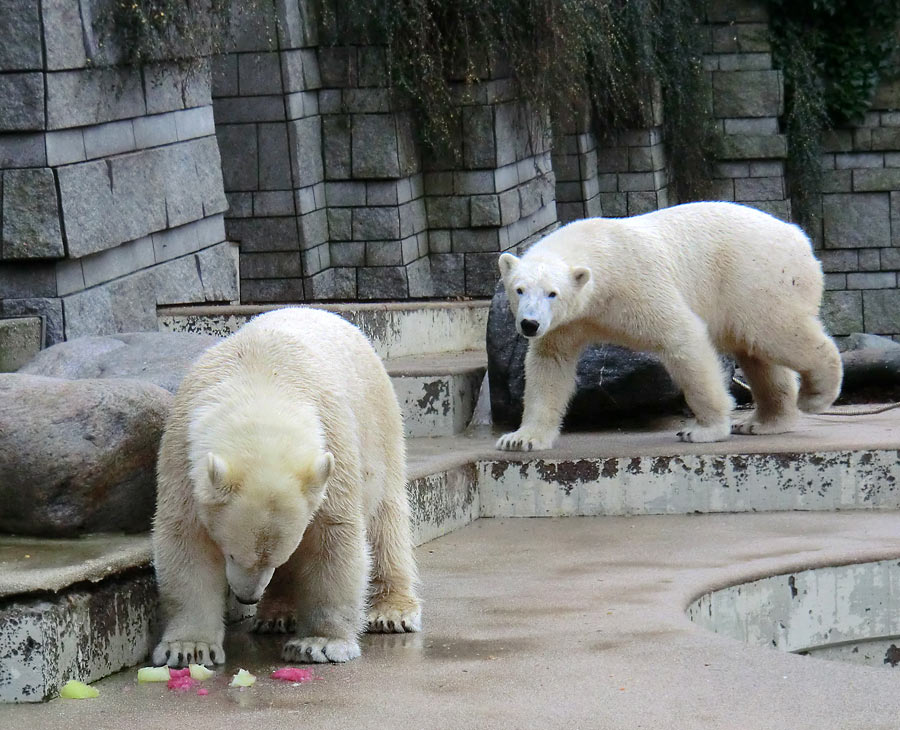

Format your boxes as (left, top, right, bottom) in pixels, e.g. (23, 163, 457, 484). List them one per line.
(769, 0, 900, 236)
(100, 0, 267, 69)
(319, 0, 718, 203)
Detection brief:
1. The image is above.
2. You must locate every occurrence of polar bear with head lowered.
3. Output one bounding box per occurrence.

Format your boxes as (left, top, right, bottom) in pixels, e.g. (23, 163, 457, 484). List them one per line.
(152, 307, 421, 667)
(496, 201, 842, 449)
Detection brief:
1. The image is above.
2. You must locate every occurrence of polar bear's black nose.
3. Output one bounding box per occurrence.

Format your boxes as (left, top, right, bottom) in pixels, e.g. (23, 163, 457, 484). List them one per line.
(520, 319, 539, 337)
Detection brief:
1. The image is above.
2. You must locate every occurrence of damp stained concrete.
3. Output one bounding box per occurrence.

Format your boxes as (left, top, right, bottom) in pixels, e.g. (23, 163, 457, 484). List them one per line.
(5, 512, 900, 729)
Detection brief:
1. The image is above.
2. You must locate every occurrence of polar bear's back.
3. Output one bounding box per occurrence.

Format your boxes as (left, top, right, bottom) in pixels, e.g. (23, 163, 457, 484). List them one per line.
(539, 202, 823, 338)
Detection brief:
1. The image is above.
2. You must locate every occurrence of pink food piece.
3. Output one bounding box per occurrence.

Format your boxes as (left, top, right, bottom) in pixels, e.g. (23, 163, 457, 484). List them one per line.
(167, 675, 197, 692)
(271, 667, 316, 683)
(197, 688, 209, 696)
(169, 667, 191, 679)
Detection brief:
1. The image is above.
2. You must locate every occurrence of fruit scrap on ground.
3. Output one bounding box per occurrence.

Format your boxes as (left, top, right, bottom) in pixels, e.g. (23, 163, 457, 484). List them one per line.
(167, 667, 197, 692)
(271, 667, 316, 682)
(230, 668, 257, 687)
(59, 680, 99, 699)
(137, 666, 171, 683)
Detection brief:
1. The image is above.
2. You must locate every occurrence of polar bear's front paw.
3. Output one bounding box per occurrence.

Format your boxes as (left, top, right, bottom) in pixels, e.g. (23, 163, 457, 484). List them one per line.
(367, 598, 422, 633)
(152, 639, 225, 667)
(282, 636, 361, 664)
(677, 421, 731, 443)
(496, 428, 556, 452)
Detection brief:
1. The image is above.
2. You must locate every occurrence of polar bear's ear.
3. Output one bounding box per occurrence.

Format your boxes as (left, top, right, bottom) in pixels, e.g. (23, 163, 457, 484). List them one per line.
(498, 252, 519, 279)
(310, 452, 334, 489)
(572, 266, 592, 290)
(199, 452, 234, 503)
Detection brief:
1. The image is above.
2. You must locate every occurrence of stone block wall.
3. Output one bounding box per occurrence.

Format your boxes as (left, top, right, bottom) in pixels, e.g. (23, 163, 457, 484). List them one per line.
(819, 79, 900, 338)
(703, 0, 790, 220)
(3, 0, 900, 340)
(0, 0, 237, 344)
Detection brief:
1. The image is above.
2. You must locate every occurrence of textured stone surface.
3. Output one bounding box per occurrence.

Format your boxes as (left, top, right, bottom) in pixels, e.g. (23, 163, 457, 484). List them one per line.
(488, 283, 695, 427)
(19, 331, 220, 393)
(863, 290, 900, 334)
(1, 169, 65, 259)
(0, 0, 42, 70)
(0, 374, 171, 536)
(0, 73, 44, 130)
(823, 193, 891, 249)
(822, 290, 864, 335)
(0, 317, 42, 372)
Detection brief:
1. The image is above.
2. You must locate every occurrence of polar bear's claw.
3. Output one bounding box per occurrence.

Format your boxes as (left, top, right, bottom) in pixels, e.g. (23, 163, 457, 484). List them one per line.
(283, 637, 361, 664)
(153, 639, 225, 667)
(367, 601, 422, 633)
(495, 430, 555, 452)
(251, 614, 297, 634)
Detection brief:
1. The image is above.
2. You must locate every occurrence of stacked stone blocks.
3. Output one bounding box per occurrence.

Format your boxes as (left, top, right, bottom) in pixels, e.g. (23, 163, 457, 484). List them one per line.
(703, 1, 790, 221)
(819, 79, 900, 337)
(0, 0, 236, 343)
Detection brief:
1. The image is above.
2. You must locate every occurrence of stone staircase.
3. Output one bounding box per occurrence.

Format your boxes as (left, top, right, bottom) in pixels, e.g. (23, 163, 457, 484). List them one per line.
(3, 299, 900, 707)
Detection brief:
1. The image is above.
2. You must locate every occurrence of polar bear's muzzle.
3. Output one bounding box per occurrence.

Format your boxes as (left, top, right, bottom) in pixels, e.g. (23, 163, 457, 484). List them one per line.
(225, 558, 275, 605)
(519, 318, 540, 337)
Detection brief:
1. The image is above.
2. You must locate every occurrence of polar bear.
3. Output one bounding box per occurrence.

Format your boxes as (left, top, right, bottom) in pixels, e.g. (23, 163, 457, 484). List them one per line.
(152, 307, 421, 667)
(496, 201, 842, 449)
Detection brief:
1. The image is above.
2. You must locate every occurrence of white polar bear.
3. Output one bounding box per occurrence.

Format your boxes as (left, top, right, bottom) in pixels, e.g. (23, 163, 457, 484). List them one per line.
(152, 307, 421, 667)
(496, 201, 843, 449)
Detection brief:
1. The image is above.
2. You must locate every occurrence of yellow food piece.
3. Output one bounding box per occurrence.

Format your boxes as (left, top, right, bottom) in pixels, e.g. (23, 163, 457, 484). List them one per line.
(189, 664, 215, 680)
(59, 680, 99, 699)
(137, 666, 171, 683)
(229, 668, 256, 687)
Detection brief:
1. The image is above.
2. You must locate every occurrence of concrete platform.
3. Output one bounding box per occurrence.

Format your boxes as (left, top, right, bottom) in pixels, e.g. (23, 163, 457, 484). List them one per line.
(4, 513, 900, 729)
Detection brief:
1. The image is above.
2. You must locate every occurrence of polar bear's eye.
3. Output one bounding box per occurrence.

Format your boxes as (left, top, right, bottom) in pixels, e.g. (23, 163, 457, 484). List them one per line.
(515, 288, 523, 295)
(548, 291, 557, 299)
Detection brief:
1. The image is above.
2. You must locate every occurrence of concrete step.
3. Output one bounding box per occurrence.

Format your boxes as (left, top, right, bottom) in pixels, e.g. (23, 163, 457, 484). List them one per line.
(157, 300, 490, 360)
(3, 406, 898, 702)
(387, 350, 486, 437)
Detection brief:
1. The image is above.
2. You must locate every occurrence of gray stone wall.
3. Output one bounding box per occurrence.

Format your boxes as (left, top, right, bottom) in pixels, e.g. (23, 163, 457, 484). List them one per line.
(0, 0, 237, 344)
(3, 0, 900, 341)
(213, 6, 557, 302)
(703, 0, 790, 221)
(819, 79, 900, 338)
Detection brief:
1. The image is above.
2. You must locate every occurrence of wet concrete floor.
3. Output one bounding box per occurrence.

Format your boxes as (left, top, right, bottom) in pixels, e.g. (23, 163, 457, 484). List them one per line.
(5, 512, 900, 729)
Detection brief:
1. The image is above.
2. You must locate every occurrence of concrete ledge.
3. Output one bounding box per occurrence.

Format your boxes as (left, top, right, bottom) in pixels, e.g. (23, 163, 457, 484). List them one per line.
(0, 572, 157, 702)
(158, 300, 490, 359)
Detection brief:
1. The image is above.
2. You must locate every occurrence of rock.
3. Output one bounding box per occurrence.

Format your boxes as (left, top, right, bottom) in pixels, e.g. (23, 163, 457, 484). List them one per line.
(840, 348, 900, 393)
(488, 283, 688, 428)
(840, 332, 900, 353)
(19, 331, 220, 393)
(0, 374, 172, 537)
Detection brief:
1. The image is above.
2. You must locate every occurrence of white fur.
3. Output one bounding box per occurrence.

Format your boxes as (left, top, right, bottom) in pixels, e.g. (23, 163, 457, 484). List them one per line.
(152, 307, 421, 668)
(496, 202, 843, 449)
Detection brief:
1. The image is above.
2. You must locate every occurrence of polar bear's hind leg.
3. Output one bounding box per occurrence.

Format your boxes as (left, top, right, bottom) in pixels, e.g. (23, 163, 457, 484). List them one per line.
(731, 355, 799, 435)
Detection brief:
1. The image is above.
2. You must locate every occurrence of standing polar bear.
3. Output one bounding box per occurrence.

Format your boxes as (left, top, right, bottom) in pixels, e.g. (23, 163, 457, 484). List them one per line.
(496, 201, 842, 450)
(152, 307, 421, 667)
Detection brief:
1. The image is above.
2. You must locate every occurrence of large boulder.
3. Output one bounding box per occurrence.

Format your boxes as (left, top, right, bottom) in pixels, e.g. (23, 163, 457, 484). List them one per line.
(18, 331, 220, 393)
(488, 283, 691, 428)
(0, 374, 172, 537)
(841, 332, 900, 353)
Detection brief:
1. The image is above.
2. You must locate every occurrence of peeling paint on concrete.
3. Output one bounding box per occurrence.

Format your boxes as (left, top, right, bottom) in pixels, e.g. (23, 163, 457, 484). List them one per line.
(477, 450, 900, 517)
(408, 465, 479, 546)
(688, 559, 900, 669)
(0, 572, 158, 702)
(394, 370, 483, 437)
